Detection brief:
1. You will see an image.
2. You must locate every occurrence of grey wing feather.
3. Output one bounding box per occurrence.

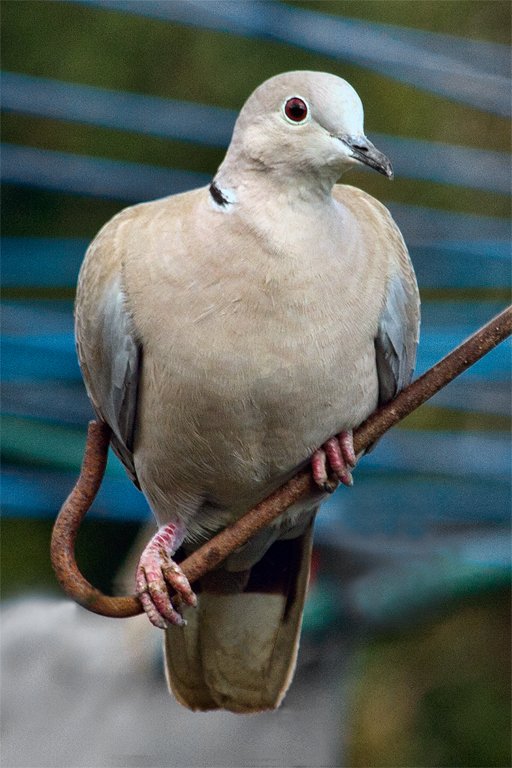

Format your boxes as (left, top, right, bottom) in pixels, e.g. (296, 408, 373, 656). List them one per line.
(375, 268, 420, 404)
(77, 276, 141, 486)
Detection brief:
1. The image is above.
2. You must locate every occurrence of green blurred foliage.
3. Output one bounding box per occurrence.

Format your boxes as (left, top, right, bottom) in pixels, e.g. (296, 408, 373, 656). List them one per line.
(347, 590, 511, 767)
(2, 0, 510, 237)
(1, 518, 141, 598)
(287, 0, 511, 43)
(400, 405, 510, 433)
(1, 186, 122, 239)
(1, 4, 510, 763)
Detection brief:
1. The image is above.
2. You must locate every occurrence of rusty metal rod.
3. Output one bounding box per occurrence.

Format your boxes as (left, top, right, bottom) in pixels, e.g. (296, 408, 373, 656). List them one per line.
(51, 305, 512, 618)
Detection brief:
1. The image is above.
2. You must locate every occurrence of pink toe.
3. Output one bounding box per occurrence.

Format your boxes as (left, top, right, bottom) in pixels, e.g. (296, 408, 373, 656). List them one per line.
(339, 430, 356, 468)
(136, 521, 192, 628)
(146, 575, 185, 626)
(138, 590, 168, 630)
(312, 448, 328, 487)
(163, 563, 197, 607)
(339, 469, 354, 487)
(324, 437, 345, 474)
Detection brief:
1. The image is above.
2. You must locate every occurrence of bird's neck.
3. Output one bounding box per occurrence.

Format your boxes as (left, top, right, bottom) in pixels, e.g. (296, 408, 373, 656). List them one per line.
(209, 158, 345, 264)
(212, 157, 338, 214)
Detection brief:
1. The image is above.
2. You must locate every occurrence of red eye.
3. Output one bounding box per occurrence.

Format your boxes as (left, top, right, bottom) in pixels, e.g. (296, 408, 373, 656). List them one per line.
(284, 97, 308, 123)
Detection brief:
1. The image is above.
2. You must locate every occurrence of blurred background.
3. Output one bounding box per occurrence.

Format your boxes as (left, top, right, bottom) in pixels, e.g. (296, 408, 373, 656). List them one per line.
(1, 1, 510, 766)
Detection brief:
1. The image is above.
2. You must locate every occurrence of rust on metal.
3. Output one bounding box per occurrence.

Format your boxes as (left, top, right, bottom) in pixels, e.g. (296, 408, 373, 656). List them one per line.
(50, 420, 141, 616)
(50, 305, 512, 619)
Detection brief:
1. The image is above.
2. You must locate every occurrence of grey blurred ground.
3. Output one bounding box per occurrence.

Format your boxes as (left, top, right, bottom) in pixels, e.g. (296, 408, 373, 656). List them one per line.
(1, 597, 348, 768)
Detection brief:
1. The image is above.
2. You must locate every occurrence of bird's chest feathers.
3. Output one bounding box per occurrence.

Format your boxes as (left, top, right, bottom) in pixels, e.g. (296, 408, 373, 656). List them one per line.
(145, 231, 361, 358)
(127, 198, 382, 420)
(125, 196, 384, 487)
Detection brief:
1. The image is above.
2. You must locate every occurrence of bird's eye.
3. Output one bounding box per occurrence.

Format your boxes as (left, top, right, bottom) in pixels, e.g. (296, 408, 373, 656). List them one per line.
(283, 97, 309, 123)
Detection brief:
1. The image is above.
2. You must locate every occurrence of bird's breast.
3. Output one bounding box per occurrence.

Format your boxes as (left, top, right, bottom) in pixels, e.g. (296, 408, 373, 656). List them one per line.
(127, 196, 385, 508)
(137, 266, 379, 502)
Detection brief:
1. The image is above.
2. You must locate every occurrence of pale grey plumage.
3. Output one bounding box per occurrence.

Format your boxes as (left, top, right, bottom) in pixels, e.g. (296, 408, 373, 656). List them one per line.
(75, 243, 141, 483)
(75, 70, 420, 712)
(375, 247, 420, 402)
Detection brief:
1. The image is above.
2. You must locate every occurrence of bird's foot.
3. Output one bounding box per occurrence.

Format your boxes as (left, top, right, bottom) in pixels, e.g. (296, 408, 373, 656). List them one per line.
(312, 429, 356, 492)
(135, 522, 197, 629)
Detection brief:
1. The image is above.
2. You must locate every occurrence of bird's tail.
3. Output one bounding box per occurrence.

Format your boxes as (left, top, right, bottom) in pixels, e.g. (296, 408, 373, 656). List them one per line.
(164, 524, 314, 713)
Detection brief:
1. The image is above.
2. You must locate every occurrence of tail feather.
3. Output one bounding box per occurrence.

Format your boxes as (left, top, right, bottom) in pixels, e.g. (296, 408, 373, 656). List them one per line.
(163, 603, 219, 711)
(164, 524, 314, 712)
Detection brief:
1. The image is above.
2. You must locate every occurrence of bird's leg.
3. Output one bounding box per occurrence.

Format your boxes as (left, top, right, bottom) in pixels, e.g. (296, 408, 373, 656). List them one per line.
(135, 519, 197, 629)
(312, 429, 357, 492)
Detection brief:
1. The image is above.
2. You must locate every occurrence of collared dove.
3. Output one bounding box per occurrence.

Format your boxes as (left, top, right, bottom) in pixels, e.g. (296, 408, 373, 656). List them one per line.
(75, 70, 419, 713)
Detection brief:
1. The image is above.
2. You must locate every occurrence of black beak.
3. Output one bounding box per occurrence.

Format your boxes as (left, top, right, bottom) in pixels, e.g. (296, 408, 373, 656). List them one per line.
(342, 136, 394, 179)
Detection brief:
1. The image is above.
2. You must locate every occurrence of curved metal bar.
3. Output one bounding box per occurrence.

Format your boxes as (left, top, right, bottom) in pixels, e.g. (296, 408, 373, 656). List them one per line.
(51, 419, 141, 616)
(51, 305, 512, 618)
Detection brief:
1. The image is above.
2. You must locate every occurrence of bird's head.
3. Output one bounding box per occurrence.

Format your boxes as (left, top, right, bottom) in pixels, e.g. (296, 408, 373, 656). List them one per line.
(222, 70, 393, 190)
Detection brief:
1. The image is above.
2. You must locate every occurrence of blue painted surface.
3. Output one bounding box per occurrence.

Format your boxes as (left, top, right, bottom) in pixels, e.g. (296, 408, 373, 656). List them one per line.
(3, 460, 509, 534)
(73, 0, 510, 115)
(1, 338, 81, 381)
(1, 71, 235, 149)
(320, 473, 510, 538)
(4, 141, 512, 207)
(2, 71, 509, 192)
(2, 466, 147, 520)
(1, 144, 209, 202)
(2, 381, 93, 425)
(2, 237, 89, 287)
(2, 1, 510, 610)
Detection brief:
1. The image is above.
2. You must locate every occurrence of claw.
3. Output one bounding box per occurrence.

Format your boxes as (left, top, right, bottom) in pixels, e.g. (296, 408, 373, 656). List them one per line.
(136, 521, 195, 629)
(339, 429, 356, 467)
(312, 430, 357, 490)
(162, 561, 197, 607)
(312, 448, 329, 488)
(137, 589, 169, 630)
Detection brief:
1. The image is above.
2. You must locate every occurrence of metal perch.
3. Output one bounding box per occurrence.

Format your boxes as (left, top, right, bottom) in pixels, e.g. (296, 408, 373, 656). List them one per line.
(51, 306, 512, 618)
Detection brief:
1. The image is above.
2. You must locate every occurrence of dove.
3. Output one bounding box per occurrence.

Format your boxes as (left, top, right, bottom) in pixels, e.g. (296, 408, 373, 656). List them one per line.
(75, 70, 420, 713)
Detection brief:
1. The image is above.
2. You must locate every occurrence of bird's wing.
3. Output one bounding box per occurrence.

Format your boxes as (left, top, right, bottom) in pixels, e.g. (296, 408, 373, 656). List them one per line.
(333, 184, 420, 404)
(332, 184, 419, 405)
(375, 261, 420, 403)
(75, 224, 142, 484)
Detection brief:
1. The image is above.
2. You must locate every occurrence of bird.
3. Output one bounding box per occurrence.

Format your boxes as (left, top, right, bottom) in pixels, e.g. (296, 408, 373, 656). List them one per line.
(75, 70, 420, 713)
